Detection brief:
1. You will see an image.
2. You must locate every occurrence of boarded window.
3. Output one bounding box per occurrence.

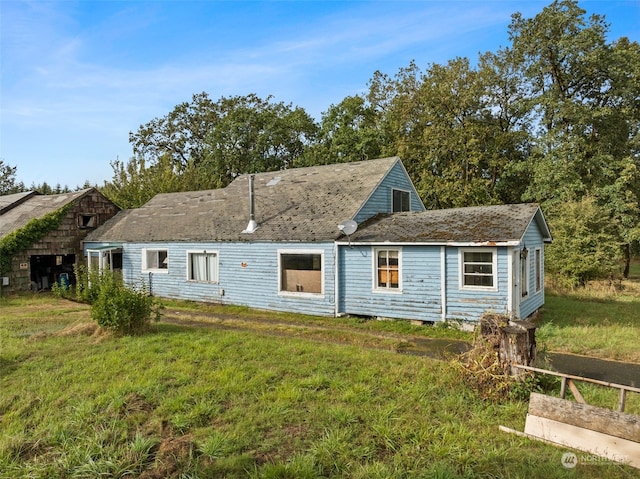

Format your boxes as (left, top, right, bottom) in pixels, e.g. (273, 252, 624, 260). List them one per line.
(462, 251, 494, 288)
(188, 252, 218, 283)
(144, 249, 168, 271)
(376, 249, 400, 289)
(280, 253, 322, 294)
(392, 189, 410, 212)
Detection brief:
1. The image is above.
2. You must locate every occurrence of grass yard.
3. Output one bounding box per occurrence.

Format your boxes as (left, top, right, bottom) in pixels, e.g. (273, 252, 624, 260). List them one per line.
(536, 265, 640, 363)
(2, 295, 640, 478)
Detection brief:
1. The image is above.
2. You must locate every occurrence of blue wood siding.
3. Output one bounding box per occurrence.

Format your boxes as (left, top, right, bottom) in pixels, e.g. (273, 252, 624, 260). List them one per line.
(355, 162, 425, 224)
(445, 247, 510, 322)
(338, 245, 442, 321)
(518, 219, 546, 318)
(119, 241, 336, 316)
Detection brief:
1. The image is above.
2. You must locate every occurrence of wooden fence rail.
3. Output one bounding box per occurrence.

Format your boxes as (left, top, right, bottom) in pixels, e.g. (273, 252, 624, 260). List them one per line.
(513, 364, 640, 412)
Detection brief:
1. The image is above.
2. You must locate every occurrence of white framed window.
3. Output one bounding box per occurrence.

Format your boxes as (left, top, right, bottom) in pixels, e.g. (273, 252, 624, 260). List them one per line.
(142, 249, 168, 273)
(520, 248, 529, 298)
(374, 247, 402, 292)
(459, 248, 497, 290)
(187, 250, 219, 283)
(392, 189, 410, 212)
(278, 249, 324, 296)
(534, 248, 542, 293)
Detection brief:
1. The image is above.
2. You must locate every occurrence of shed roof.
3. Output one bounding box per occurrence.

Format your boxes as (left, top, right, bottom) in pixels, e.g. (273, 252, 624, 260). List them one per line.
(0, 189, 94, 238)
(85, 157, 403, 243)
(346, 204, 551, 245)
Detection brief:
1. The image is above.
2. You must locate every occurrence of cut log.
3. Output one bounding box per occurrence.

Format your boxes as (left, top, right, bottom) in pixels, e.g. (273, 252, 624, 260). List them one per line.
(527, 392, 640, 442)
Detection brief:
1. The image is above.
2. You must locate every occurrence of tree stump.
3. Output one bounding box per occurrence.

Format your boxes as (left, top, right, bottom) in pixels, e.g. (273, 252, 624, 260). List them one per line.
(499, 320, 536, 376)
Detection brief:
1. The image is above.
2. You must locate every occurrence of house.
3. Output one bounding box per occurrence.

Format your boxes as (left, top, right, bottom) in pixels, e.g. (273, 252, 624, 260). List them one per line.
(337, 204, 552, 323)
(83, 157, 551, 323)
(0, 188, 119, 293)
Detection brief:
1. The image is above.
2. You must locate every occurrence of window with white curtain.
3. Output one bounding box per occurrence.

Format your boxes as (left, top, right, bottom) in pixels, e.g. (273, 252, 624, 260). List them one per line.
(187, 251, 218, 283)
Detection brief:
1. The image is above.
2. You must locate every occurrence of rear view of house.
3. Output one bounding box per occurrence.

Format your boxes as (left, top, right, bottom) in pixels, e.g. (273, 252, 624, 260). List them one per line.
(338, 204, 552, 323)
(0, 188, 119, 293)
(83, 157, 551, 324)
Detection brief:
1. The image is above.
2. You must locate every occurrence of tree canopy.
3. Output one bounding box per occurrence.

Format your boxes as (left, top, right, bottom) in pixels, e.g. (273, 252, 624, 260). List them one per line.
(98, 0, 639, 285)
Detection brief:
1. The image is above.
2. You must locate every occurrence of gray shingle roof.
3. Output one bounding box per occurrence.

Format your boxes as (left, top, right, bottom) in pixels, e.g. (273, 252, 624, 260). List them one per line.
(0, 189, 92, 238)
(85, 157, 402, 243)
(347, 204, 551, 244)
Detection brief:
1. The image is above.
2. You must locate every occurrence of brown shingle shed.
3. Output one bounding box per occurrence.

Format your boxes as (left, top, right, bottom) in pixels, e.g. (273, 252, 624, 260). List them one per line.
(0, 188, 119, 292)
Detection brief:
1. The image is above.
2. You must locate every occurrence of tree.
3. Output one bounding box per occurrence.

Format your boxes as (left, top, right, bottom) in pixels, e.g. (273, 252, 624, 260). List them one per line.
(366, 58, 530, 208)
(545, 197, 621, 286)
(298, 95, 383, 166)
(200, 94, 318, 186)
(128, 92, 318, 189)
(510, 0, 640, 278)
(0, 160, 24, 194)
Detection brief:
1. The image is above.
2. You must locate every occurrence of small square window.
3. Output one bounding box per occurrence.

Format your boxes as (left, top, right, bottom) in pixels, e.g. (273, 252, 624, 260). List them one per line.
(188, 251, 218, 283)
(460, 249, 496, 289)
(78, 214, 97, 228)
(392, 189, 410, 212)
(375, 248, 401, 290)
(143, 249, 168, 272)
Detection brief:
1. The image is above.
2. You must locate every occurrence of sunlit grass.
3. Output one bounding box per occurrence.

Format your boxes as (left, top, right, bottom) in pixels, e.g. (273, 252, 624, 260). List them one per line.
(536, 270, 640, 362)
(1, 293, 639, 477)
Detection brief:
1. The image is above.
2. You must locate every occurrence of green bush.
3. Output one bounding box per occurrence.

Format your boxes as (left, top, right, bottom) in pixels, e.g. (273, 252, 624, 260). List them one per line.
(73, 264, 103, 304)
(91, 273, 162, 335)
(545, 197, 622, 287)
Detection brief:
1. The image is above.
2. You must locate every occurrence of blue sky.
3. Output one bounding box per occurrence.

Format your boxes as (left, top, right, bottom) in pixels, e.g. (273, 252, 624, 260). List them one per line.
(1, 1, 638, 189)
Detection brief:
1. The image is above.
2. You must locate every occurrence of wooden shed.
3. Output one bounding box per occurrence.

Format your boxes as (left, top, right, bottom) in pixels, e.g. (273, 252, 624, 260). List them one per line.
(0, 188, 119, 293)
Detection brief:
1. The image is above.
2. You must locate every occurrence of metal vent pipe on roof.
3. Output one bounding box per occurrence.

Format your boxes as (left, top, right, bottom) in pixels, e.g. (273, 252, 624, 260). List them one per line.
(242, 174, 258, 234)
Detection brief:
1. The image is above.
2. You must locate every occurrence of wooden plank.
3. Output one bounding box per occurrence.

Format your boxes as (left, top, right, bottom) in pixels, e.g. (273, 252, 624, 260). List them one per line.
(524, 415, 640, 469)
(514, 364, 640, 394)
(528, 393, 640, 443)
(619, 389, 627, 413)
(568, 379, 585, 404)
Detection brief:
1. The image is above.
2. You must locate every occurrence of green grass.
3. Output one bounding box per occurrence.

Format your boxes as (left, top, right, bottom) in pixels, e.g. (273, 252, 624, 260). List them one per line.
(1, 295, 638, 478)
(535, 274, 640, 362)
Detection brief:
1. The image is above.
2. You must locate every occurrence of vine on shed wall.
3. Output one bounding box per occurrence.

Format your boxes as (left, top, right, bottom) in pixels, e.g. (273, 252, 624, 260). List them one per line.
(0, 203, 73, 275)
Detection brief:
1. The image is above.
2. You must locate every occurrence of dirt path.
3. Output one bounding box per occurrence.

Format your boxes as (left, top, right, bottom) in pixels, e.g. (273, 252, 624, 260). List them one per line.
(159, 308, 640, 387)
(160, 308, 469, 359)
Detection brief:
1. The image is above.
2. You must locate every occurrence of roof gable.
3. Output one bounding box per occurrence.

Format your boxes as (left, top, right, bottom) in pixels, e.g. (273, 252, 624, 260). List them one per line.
(0, 189, 96, 238)
(346, 204, 549, 244)
(0, 191, 39, 215)
(85, 157, 402, 243)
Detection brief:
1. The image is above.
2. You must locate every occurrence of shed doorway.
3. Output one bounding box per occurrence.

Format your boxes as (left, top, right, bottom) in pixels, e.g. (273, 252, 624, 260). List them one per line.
(30, 254, 75, 291)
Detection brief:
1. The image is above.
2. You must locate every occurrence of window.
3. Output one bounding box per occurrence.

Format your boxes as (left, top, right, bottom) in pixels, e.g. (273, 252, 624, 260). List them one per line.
(535, 248, 542, 293)
(143, 249, 168, 273)
(460, 249, 496, 289)
(375, 248, 401, 290)
(392, 189, 410, 212)
(521, 248, 529, 298)
(279, 251, 323, 295)
(78, 214, 97, 228)
(188, 251, 218, 283)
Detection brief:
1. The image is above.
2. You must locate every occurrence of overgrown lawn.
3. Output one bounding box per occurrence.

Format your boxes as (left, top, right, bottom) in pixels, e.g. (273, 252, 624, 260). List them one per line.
(537, 275, 640, 362)
(1, 295, 638, 478)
